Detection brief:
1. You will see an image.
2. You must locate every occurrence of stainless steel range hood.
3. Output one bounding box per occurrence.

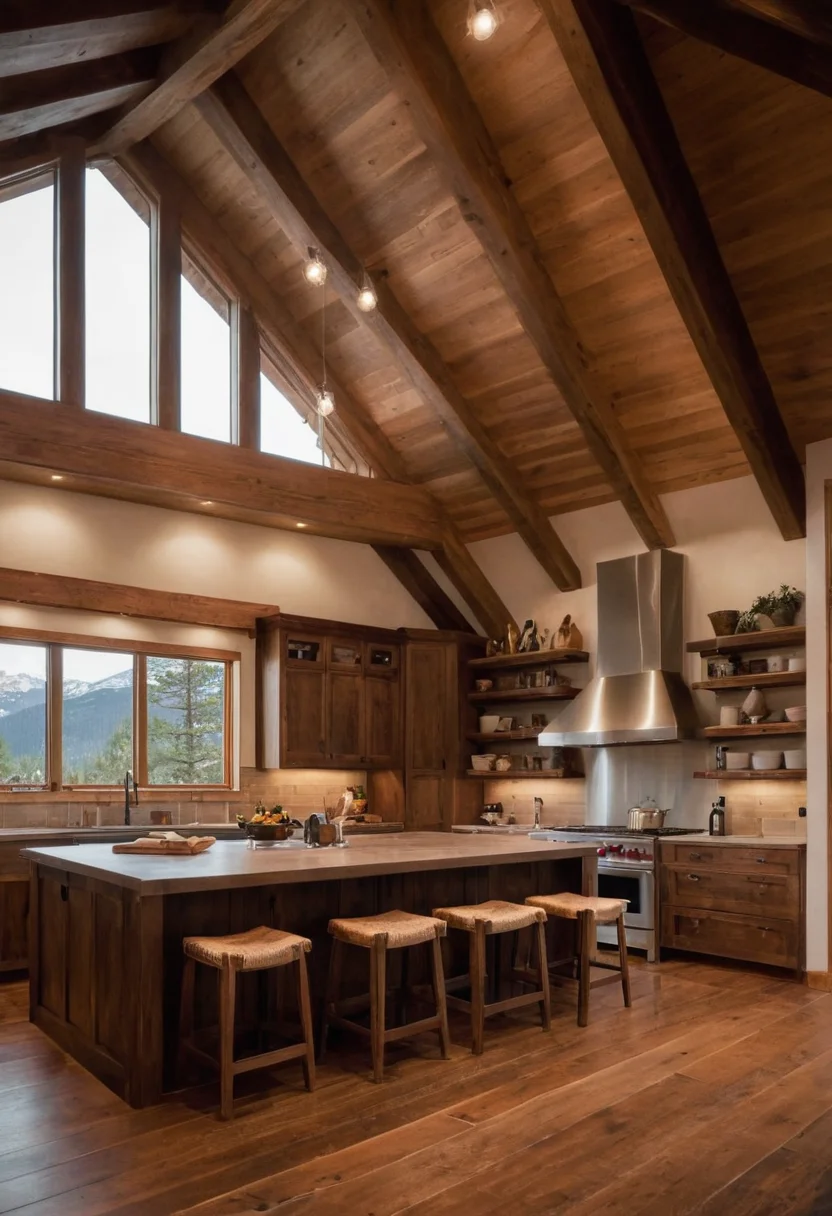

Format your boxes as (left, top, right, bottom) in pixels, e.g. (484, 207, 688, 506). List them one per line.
(539, 550, 699, 747)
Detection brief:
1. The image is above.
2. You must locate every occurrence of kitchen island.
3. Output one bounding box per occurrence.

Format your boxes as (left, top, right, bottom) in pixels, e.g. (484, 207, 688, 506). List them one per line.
(22, 833, 597, 1107)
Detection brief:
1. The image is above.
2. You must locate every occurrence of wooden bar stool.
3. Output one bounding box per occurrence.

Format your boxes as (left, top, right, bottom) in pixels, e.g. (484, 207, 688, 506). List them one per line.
(178, 925, 315, 1119)
(525, 892, 630, 1027)
(321, 910, 450, 1083)
(431, 899, 551, 1055)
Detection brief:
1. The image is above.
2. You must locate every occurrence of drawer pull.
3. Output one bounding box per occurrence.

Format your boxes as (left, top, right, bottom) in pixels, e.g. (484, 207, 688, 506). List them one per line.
(686, 873, 701, 881)
(757, 926, 774, 933)
(755, 857, 770, 864)
(688, 852, 703, 861)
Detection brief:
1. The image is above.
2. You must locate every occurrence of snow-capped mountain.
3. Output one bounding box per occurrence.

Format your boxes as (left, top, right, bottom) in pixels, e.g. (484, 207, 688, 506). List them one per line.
(0, 671, 46, 718)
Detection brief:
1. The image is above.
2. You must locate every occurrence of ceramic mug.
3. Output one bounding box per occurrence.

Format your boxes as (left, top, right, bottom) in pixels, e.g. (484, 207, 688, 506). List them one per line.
(767, 655, 787, 673)
(788, 657, 806, 672)
(719, 705, 741, 727)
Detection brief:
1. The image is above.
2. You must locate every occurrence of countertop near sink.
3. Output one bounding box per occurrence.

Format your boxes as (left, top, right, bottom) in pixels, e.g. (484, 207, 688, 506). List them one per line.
(451, 824, 532, 835)
(678, 833, 806, 849)
(0, 824, 240, 841)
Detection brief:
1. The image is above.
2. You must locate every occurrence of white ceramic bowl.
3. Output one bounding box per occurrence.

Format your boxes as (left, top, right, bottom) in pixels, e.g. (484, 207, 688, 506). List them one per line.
(478, 715, 501, 734)
(471, 753, 496, 772)
(784, 706, 807, 722)
(788, 657, 806, 672)
(751, 751, 783, 771)
(724, 751, 751, 770)
(784, 749, 806, 770)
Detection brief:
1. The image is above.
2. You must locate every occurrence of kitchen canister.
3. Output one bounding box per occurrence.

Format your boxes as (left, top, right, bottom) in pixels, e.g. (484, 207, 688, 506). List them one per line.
(719, 705, 741, 727)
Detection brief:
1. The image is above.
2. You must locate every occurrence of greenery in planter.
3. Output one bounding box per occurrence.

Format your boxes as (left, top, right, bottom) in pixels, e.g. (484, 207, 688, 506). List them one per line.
(749, 585, 804, 627)
(735, 610, 759, 634)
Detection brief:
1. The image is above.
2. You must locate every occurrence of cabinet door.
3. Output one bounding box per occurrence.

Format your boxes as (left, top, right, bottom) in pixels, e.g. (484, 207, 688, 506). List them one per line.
(365, 672, 401, 767)
(327, 670, 365, 765)
(406, 775, 450, 833)
(282, 666, 327, 767)
(406, 642, 450, 772)
(0, 878, 29, 972)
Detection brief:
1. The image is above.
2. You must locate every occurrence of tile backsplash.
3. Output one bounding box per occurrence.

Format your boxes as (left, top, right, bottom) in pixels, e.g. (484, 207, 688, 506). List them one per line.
(0, 768, 366, 829)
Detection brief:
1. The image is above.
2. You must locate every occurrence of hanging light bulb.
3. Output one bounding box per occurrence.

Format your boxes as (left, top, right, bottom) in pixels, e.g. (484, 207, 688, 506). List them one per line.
(467, 0, 499, 39)
(356, 268, 377, 313)
(315, 387, 335, 417)
(303, 246, 327, 285)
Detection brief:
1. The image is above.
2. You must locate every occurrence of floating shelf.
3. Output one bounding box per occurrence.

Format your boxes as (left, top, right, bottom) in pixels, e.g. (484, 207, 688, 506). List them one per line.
(469, 649, 589, 671)
(700, 723, 806, 739)
(467, 687, 579, 704)
(692, 671, 805, 691)
(466, 769, 585, 779)
(467, 728, 544, 743)
(694, 769, 807, 781)
(686, 626, 804, 656)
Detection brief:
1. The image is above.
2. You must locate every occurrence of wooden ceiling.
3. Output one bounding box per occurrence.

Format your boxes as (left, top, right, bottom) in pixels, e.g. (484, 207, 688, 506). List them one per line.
(0, 0, 829, 587)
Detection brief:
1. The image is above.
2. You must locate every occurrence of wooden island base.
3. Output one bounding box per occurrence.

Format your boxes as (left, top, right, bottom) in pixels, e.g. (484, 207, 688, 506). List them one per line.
(23, 834, 596, 1108)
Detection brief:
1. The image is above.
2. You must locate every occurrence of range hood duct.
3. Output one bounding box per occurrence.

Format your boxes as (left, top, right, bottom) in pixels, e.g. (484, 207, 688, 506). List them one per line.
(539, 550, 699, 747)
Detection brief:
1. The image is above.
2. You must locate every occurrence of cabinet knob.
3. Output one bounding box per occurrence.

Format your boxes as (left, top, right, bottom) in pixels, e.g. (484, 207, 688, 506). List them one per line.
(755, 857, 769, 864)
(686, 873, 701, 882)
(688, 852, 703, 860)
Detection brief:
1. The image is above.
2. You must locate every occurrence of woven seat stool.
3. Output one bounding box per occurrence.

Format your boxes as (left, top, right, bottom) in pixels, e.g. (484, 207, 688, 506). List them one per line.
(178, 926, 315, 1119)
(525, 892, 631, 1027)
(431, 900, 551, 1055)
(321, 910, 450, 1083)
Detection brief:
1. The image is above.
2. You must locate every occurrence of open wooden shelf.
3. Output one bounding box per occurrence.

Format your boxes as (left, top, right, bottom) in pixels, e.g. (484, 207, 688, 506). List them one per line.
(466, 769, 585, 779)
(467, 728, 544, 743)
(700, 723, 806, 739)
(692, 671, 805, 691)
(686, 626, 804, 656)
(467, 687, 579, 704)
(469, 649, 589, 670)
(694, 769, 807, 781)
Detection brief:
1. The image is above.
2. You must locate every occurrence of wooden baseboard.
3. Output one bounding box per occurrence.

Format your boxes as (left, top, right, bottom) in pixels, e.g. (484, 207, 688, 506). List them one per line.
(806, 970, 832, 991)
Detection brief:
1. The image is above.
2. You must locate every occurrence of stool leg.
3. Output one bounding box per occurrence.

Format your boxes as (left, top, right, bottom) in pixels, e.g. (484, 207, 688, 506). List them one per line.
(177, 955, 196, 1084)
(470, 921, 487, 1055)
(370, 937, 387, 1083)
(219, 959, 237, 1120)
(295, 949, 316, 1092)
(536, 920, 552, 1032)
(616, 914, 632, 1008)
(398, 943, 410, 1028)
(319, 937, 343, 1064)
(577, 911, 592, 1028)
(430, 935, 451, 1060)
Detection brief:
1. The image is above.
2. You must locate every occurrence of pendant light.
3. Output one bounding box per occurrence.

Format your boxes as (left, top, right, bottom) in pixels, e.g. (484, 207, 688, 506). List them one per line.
(303, 246, 327, 286)
(314, 275, 334, 466)
(467, 0, 499, 40)
(356, 268, 377, 313)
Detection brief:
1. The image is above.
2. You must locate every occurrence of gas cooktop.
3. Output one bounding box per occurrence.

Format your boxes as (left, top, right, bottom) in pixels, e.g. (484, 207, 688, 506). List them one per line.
(561, 825, 703, 838)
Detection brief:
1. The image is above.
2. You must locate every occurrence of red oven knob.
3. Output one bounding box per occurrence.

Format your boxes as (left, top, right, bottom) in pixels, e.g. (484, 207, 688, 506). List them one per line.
(626, 848, 639, 859)
(597, 846, 607, 857)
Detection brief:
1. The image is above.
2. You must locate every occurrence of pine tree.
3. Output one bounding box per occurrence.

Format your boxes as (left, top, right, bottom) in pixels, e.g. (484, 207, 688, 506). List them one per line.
(0, 735, 11, 780)
(147, 658, 223, 784)
(66, 718, 133, 785)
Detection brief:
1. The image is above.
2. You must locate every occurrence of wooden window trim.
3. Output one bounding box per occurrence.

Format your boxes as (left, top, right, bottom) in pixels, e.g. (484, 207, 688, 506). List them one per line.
(0, 624, 240, 662)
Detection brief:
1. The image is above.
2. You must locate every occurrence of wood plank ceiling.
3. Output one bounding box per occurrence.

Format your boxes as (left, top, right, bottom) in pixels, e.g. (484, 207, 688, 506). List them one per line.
(0, 0, 828, 577)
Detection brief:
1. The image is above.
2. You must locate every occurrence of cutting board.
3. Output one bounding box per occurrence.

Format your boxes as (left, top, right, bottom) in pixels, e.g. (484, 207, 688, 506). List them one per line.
(112, 836, 216, 855)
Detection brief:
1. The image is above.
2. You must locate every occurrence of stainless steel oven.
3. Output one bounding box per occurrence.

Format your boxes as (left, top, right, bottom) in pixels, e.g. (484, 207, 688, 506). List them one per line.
(596, 863, 655, 960)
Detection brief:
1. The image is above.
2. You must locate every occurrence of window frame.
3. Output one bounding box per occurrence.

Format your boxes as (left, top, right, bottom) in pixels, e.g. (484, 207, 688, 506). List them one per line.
(0, 625, 238, 794)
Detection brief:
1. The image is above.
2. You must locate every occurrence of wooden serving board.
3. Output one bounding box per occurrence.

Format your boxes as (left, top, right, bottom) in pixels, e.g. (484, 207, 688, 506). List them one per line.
(343, 821, 404, 834)
(112, 836, 216, 855)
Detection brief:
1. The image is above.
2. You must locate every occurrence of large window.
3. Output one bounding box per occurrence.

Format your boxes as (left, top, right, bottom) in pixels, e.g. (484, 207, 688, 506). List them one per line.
(0, 634, 233, 790)
(260, 372, 331, 468)
(0, 175, 55, 399)
(181, 254, 231, 442)
(85, 168, 151, 422)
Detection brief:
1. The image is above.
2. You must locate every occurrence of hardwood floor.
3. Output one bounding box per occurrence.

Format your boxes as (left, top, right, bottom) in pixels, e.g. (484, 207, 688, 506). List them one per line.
(2, 959, 832, 1214)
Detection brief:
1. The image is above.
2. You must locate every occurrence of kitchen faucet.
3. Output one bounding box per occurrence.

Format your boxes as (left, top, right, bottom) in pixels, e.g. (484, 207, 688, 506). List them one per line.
(533, 797, 543, 828)
(124, 770, 139, 826)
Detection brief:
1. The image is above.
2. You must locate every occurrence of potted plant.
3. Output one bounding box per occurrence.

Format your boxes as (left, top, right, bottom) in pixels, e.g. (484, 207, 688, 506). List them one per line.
(749, 586, 804, 629)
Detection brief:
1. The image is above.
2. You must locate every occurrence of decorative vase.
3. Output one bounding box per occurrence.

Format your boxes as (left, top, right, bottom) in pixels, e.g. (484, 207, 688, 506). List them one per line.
(770, 606, 796, 627)
(708, 610, 740, 637)
(742, 686, 768, 722)
(505, 622, 519, 654)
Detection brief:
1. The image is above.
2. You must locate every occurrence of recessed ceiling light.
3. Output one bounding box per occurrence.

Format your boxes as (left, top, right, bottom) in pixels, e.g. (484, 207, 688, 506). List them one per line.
(201, 500, 213, 507)
(51, 474, 63, 482)
(296, 522, 307, 529)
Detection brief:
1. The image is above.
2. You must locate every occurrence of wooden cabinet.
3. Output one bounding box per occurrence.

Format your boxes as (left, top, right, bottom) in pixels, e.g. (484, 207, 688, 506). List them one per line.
(0, 876, 29, 972)
(660, 842, 805, 973)
(258, 616, 402, 770)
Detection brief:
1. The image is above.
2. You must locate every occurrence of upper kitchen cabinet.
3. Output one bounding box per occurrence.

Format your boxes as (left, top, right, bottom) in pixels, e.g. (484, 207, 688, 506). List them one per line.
(257, 616, 403, 770)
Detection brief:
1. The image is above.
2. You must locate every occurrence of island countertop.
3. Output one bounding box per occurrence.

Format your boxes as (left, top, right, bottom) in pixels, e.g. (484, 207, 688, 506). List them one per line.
(22, 832, 598, 895)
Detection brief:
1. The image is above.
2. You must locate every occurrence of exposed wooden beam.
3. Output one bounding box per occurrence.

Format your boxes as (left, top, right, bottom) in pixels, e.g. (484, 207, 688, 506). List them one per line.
(151, 187, 181, 429)
(92, 0, 302, 156)
(234, 303, 260, 448)
(197, 76, 583, 592)
(347, 0, 674, 555)
(0, 388, 444, 549)
(612, 0, 832, 99)
(120, 142, 514, 635)
(0, 4, 206, 79)
(542, 0, 806, 540)
(0, 567, 274, 632)
(0, 53, 158, 142)
(55, 139, 85, 406)
(728, 0, 832, 46)
(372, 547, 473, 632)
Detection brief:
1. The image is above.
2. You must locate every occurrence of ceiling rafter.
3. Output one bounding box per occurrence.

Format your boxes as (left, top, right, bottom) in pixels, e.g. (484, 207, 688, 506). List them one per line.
(347, 0, 674, 554)
(196, 74, 583, 592)
(541, 0, 806, 540)
(728, 0, 832, 45)
(119, 142, 510, 634)
(91, 0, 303, 157)
(612, 0, 832, 99)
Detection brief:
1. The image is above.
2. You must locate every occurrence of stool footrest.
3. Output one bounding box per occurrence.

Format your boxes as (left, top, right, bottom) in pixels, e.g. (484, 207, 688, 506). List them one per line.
(233, 1042, 308, 1075)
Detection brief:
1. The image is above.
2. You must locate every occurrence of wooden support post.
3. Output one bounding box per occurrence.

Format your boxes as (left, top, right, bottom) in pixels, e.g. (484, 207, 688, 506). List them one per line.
(55, 138, 85, 405)
(152, 188, 181, 430)
(233, 302, 260, 449)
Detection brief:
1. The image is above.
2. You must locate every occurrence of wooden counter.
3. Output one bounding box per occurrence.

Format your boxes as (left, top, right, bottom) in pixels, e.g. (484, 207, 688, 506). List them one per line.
(23, 833, 596, 1108)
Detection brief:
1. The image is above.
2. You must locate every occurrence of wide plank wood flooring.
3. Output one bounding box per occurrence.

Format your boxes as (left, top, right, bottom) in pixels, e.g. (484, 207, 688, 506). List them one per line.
(2, 959, 832, 1214)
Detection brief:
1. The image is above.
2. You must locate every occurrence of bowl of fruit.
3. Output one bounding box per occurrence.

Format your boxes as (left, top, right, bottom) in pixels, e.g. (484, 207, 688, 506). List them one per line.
(236, 805, 300, 840)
